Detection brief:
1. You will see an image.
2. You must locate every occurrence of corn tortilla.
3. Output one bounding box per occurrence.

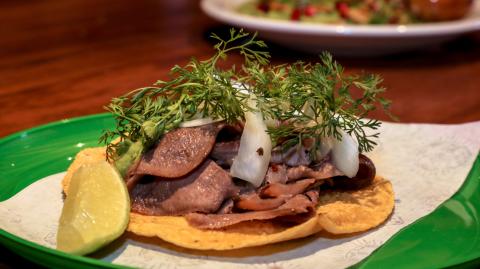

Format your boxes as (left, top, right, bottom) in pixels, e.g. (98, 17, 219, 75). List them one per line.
(62, 147, 394, 250)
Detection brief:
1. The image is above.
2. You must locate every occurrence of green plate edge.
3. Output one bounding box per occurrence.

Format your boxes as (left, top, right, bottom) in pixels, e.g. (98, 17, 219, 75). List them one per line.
(352, 154, 480, 269)
(0, 113, 479, 269)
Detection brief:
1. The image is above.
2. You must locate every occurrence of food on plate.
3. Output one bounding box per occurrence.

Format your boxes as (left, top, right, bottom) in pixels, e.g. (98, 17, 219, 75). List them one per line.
(409, 0, 474, 21)
(65, 151, 392, 250)
(62, 147, 107, 195)
(237, 0, 473, 24)
(57, 161, 130, 255)
(60, 29, 394, 252)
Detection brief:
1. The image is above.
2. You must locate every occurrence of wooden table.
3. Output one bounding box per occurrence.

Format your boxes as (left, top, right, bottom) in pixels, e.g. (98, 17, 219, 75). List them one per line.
(0, 0, 479, 268)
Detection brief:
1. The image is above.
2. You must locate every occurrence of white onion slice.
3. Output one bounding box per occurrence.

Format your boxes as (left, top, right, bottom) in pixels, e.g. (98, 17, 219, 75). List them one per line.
(230, 98, 272, 187)
(316, 136, 334, 160)
(179, 117, 223, 128)
(330, 130, 359, 178)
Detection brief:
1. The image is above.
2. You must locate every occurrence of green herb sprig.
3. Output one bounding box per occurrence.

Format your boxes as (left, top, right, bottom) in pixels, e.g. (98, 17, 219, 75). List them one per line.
(250, 53, 391, 152)
(100, 28, 391, 164)
(99, 29, 269, 159)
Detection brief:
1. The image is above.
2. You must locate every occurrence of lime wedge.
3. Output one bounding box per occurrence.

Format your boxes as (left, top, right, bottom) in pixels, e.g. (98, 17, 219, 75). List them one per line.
(57, 161, 130, 255)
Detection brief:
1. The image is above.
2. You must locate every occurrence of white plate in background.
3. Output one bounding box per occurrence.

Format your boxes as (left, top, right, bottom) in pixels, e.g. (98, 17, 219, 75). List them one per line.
(201, 0, 480, 56)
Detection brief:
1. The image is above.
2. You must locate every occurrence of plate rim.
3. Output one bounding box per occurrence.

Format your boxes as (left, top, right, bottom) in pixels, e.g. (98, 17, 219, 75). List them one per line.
(0, 113, 111, 143)
(0, 227, 129, 269)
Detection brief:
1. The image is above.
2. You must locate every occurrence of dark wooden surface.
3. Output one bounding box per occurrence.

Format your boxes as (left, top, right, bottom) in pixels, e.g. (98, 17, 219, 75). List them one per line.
(0, 0, 479, 268)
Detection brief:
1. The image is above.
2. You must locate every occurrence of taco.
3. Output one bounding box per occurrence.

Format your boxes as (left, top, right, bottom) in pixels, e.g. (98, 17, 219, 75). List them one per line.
(63, 146, 393, 250)
(62, 29, 394, 250)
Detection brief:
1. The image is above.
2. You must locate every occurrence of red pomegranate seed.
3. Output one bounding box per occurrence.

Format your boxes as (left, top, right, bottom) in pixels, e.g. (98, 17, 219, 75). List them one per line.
(304, 5, 316, 16)
(336, 2, 349, 18)
(291, 8, 302, 20)
(257, 3, 269, 13)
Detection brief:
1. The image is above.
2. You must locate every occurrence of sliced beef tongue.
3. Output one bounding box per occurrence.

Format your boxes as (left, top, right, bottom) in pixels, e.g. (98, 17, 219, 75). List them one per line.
(126, 123, 224, 189)
(126, 118, 376, 230)
(216, 199, 235, 214)
(270, 144, 312, 167)
(227, 156, 342, 215)
(226, 154, 374, 221)
(265, 164, 288, 184)
(265, 154, 340, 185)
(261, 178, 317, 198)
(234, 192, 287, 211)
(135, 123, 223, 178)
(210, 140, 240, 167)
(233, 178, 317, 212)
(287, 155, 343, 182)
(131, 160, 239, 216)
(186, 190, 319, 229)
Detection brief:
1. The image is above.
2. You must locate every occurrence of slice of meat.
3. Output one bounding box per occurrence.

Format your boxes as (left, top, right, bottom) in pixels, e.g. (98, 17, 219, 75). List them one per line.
(133, 123, 224, 179)
(265, 164, 288, 184)
(271, 145, 312, 167)
(261, 178, 317, 198)
(234, 175, 316, 211)
(131, 160, 239, 216)
(126, 173, 143, 190)
(216, 199, 235, 214)
(287, 158, 343, 181)
(273, 190, 320, 225)
(234, 192, 287, 211)
(186, 191, 319, 229)
(210, 140, 240, 167)
(305, 190, 319, 204)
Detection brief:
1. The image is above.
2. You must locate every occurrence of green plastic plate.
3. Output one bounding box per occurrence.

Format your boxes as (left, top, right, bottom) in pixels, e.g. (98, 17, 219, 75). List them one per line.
(0, 114, 479, 269)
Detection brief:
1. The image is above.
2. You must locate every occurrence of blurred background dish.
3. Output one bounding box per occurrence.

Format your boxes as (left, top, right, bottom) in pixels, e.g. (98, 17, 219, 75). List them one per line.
(201, 0, 480, 55)
(237, 0, 474, 25)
